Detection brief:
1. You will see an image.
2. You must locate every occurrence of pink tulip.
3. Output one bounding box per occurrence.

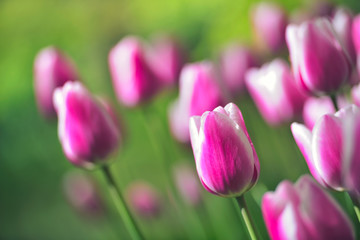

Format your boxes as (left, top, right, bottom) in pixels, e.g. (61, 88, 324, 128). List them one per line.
(63, 170, 104, 217)
(262, 175, 354, 240)
(303, 96, 349, 129)
(173, 162, 202, 206)
(352, 82, 360, 106)
(286, 18, 350, 95)
(189, 103, 259, 197)
(169, 61, 226, 142)
(352, 14, 360, 55)
(245, 59, 307, 125)
(219, 43, 258, 95)
(291, 105, 360, 195)
(34, 46, 79, 119)
(53, 82, 121, 168)
(126, 181, 161, 219)
(109, 36, 158, 107)
(252, 2, 287, 52)
(146, 35, 185, 87)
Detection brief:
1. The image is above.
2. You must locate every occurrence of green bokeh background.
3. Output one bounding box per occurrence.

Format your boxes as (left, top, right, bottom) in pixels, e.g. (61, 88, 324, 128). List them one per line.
(1, 0, 360, 239)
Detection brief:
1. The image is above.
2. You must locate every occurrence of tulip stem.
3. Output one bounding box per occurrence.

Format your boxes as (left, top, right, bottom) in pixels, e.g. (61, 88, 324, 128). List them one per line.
(234, 196, 259, 240)
(101, 165, 144, 240)
(354, 206, 360, 223)
(330, 94, 339, 111)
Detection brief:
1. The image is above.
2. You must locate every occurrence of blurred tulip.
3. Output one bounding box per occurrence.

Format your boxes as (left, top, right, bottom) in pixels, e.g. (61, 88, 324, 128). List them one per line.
(126, 181, 161, 219)
(245, 59, 307, 125)
(262, 175, 354, 240)
(53, 81, 121, 168)
(303, 96, 349, 129)
(286, 18, 350, 95)
(109, 36, 158, 107)
(63, 170, 104, 217)
(219, 43, 258, 95)
(169, 61, 226, 142)
(291, 105, 360, 196)
(189, 103, 259, 197)
(34, 46, 79, 119)
(352, 82, 360, 106)
(352, 14, 360, 55)
(146, 35, 185, 87)
(252, 2, 287, 52)
(173, 162, 202, 206)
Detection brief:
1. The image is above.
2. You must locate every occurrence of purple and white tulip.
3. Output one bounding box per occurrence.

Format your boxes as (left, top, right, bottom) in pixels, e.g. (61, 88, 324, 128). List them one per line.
(262, 175, 354, 240)
(189, 103, 259, 197)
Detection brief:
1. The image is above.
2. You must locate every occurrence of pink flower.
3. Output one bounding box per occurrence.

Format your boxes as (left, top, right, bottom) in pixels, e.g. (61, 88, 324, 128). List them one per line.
(169, 61, 226, 142)
(262, 175, 354, 240)
(245, 59, 307, 125)
(352, 14, 360, 55)
(189, 103, 259, 197)
(34, 46, 79, 119)
(109, 36, 158, 107)
(53, 82, 121, 168)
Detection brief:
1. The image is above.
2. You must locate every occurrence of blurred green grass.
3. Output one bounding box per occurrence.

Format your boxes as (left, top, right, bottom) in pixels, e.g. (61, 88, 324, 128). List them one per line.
(1, 0, 360, 239)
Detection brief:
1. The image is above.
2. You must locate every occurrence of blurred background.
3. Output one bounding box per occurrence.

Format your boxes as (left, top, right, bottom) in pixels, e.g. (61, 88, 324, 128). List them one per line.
(1, 0, 360, 239)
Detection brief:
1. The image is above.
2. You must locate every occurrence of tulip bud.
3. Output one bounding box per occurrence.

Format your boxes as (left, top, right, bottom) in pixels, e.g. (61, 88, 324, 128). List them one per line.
(245, 59, 307, 125)
(302, 96, 349, 129)
(173, 162, 202, 207)
(126, 181, 161, 219)
(53, 81, 121, 168)
(262, 175, 354, 240)
(252, 2, 287, 52)
(63, 170, 104, 217)
(34, 46, 79, 119)
(352, 14, 360, 55)
(219, 43, 258, 95)
(291, 105, 360, 194)
(146, 35, 185, 87)
(286, 18, 350, 95)
(189, 103, 259, 197)
(169, 61, 226, 142)
(109, 36, 158, 107)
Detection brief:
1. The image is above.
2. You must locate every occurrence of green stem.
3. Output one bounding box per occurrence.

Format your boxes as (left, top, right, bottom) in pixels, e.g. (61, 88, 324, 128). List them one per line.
(354, 205, 360, 223)
(330, 94, 339, 111)
(348, 192, 360, 223)
(234, 196, 260, 240)
(101, 165, 144, 240)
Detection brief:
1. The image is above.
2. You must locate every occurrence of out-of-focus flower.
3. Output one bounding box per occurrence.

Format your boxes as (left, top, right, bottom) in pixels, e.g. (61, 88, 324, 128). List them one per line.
(262, 175, 354, 240)
(169, 61, 226, 143)
(291, 105, 360, 197)
(109, 36, 158, 107)
(302, 96, 349, 129)
(252, 2, 287, 52)
(63, 170, 104, 217)
(286, 18, 350, 95)
(146, 34, 185, 87)
(352, 82, 360, 106)
(219, 43, 258, 95)
(34, 46, 79, 119)
(352, 14, 360, 55)
(53, 81, 121, 168)
(173, 162, 202, 207)
(245, 59, 307, 125)
(189, 103, 259, 197)
(126, 181, 162, 219)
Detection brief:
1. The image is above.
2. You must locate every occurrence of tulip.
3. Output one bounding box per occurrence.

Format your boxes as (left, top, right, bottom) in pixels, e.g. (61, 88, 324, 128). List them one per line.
(189, 102, 259, 197)
(352, 82, 360, 107)
(291, 105, 360, 195)
(63, 170, 104, 217)
(126, 181, 161, 219)
(109, 36, 158, 107)
(53, 81, 121, 168)
(252, 2, 287, 52)
(34, 46, 79, 119)
(352, 14, 360, 55)
(146, 35, 185, 87)
(245, 59, 307, 125)
(302, 96, 349, 129)
(169, 61, 226, 142)
(262, 175, 354, 240)
(173, 162, 202, 206)
(286, 18, 351, 95)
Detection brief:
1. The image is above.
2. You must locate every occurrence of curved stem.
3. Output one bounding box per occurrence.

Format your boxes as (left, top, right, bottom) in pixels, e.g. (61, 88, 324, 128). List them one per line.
(101, 165, 144, 240)
(330, 94, 339, 111)
(234, 196, 260, 240)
